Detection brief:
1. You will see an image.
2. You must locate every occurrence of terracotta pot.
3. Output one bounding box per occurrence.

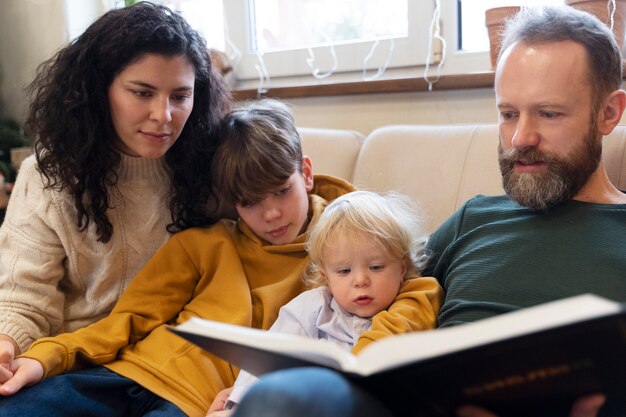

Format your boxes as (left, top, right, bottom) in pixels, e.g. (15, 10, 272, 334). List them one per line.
(565, 0, 626, 52)
(485, 6, 521, 69)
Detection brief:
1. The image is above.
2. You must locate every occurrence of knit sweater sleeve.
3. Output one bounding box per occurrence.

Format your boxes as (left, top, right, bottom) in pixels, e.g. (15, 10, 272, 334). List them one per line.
(19, 227, 213, 377)
(352, 276, 443, 354)
(0, 156, 68, 351)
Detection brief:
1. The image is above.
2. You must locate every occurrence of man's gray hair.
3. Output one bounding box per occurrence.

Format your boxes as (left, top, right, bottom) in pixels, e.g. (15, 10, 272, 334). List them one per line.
(499, 6, 623, 101)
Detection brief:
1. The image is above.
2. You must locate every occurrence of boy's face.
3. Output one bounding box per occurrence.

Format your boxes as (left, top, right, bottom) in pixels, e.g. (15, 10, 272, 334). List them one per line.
(319, 232, 406, 318)
(235, 157, 314, 245)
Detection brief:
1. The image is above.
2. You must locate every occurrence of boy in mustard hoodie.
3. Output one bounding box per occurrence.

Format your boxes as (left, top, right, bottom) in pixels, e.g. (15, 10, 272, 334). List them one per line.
(0, 100, 442, 417)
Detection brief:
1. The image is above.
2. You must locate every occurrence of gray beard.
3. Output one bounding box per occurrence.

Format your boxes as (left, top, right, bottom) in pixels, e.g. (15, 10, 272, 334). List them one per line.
(498, 131, 602, 211)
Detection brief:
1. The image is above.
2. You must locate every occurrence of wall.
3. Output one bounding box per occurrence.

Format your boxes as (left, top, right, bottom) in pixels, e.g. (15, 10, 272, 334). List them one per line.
(0, 1, 66, 122)
(0, 0, 105, 124)
(283, 88, 497, 136)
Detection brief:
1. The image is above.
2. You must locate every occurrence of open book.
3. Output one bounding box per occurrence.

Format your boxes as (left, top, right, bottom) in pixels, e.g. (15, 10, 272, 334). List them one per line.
(169, 294, 626, 417)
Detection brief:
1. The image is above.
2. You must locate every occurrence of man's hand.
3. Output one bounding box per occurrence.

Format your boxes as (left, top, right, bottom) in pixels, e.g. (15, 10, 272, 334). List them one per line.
(456, 394, 606, 417)
(206, 387, 234, 417)
(0, 357, 44, 396)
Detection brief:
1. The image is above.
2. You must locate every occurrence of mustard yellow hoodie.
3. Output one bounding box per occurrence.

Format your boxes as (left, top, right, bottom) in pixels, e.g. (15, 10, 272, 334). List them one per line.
(22, 175, 442, 417)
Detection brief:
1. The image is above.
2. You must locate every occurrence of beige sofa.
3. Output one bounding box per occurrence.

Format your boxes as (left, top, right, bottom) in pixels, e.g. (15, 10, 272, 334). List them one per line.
(300, 125, 626, 234)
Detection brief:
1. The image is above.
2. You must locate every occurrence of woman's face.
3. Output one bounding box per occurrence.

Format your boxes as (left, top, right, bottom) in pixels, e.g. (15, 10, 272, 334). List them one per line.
(108, 53, 195, 158)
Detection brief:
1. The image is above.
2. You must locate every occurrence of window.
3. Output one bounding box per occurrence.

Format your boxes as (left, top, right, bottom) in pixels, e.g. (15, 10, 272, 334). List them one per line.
(250, 0, 408, 52)
(111, 0, 577, 86)
(226, 0, 436, 80)
(158, 0, 226, 50)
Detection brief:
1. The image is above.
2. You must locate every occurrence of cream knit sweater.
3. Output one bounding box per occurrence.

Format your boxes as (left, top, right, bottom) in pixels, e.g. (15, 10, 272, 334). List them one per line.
(0, 153, 172, 352)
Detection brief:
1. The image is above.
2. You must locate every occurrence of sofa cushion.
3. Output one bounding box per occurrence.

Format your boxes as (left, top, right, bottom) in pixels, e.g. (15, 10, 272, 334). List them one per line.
(352, 125, 503, 234)
(603, 127, 626, 190)
(299, 127, 363, 182)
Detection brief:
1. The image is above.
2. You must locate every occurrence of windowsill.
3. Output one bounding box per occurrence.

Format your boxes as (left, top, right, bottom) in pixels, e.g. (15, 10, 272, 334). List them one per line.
(231, 71, 496, 100)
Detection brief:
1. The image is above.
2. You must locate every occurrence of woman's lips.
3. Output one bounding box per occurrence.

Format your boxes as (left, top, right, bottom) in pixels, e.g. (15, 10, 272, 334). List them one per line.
(141, 131, 172, 141)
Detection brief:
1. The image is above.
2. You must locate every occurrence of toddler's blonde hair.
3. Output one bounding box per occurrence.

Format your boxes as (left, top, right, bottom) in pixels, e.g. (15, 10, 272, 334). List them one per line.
(304, 190, 428, 288)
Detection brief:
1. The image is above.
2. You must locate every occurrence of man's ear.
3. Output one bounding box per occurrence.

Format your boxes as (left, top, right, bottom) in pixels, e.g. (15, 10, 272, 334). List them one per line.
(598, 89, 626, 136)
(302, 156, 314, 191)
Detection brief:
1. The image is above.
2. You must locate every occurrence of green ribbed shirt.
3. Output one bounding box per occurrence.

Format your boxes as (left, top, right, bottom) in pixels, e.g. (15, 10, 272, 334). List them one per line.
(423, 195, 626, 328)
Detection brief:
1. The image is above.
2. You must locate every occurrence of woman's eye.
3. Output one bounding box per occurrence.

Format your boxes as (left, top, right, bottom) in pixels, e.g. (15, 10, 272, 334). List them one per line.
(133, 90, 151, 98)
(172, 94, 191, 102)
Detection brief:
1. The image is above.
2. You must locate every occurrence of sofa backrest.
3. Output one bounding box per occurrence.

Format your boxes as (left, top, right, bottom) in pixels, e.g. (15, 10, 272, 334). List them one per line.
(299, 127, 364, 181)
(301, 124, 626, 235)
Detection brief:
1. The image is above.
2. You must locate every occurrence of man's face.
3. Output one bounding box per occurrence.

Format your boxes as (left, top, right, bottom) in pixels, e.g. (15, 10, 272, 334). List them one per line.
(235, 157, 314, 245)
(495, 40, 602, 210)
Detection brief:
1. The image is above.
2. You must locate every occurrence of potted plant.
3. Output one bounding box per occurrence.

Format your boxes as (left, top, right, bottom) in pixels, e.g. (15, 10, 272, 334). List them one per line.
(485, 6, 522, 69)
(0, 119, 30, 180)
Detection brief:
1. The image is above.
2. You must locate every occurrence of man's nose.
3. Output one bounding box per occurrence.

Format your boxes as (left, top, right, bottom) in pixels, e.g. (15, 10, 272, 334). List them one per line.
(511, 115, 540, 150)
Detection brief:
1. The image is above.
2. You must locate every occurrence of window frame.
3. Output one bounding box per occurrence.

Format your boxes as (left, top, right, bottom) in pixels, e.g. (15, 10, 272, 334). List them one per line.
(224, 0, 443, 81)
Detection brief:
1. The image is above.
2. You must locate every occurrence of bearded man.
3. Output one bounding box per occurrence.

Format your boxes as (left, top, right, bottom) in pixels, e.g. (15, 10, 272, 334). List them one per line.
(227, 6, 626, 417)
(428, 6, 626, 331)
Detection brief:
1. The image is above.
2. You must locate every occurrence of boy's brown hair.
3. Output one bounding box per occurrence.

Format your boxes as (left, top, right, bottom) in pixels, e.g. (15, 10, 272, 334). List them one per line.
(212, 99, 304, 206)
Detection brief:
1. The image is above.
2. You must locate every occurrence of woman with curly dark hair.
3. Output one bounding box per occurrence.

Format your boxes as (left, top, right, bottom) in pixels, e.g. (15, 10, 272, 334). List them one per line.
(0, 1, 230, 368)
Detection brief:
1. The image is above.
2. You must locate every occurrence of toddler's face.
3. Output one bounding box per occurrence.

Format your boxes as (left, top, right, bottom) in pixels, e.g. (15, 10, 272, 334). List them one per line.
(319, 232, 406, 318)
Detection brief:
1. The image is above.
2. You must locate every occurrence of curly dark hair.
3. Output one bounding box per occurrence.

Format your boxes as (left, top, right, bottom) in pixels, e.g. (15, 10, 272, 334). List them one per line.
(25, 1, 231, 242)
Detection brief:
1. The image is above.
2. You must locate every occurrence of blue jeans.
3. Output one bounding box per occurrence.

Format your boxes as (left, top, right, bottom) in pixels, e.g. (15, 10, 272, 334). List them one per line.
(232, 367, 394, 417)
(0, 366, 186, 417)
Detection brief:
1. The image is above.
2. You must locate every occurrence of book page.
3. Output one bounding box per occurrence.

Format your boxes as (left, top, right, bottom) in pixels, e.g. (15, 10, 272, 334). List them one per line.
(171, 294, 621, 377)
(354, 294, 621, 375)
(172, 317, 360, 371)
